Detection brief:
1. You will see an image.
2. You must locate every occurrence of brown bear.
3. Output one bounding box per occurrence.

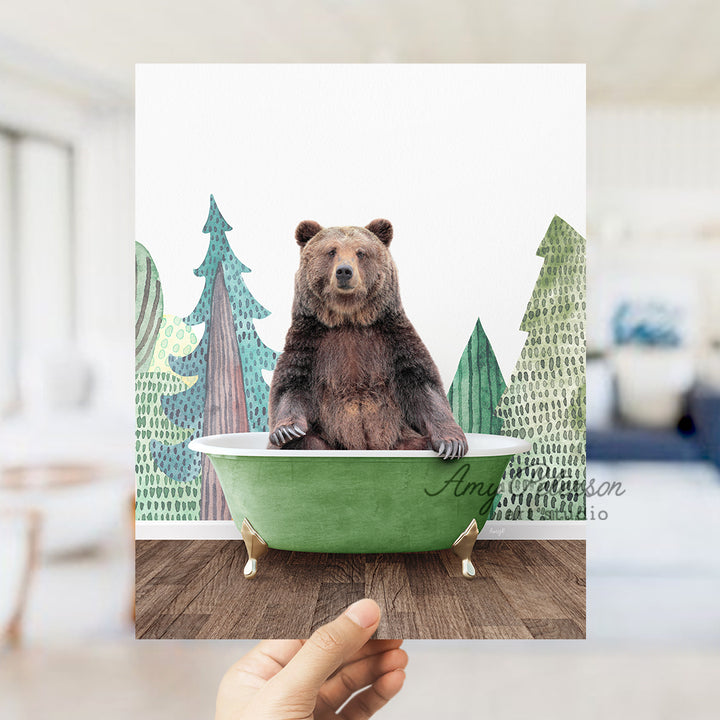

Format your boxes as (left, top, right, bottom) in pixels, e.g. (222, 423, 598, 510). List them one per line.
(268, 219, 468, 460)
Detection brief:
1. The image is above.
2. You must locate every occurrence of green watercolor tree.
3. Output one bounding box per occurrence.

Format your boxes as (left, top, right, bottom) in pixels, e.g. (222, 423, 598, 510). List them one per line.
(495, 216, 586, 521)
(447, 317, 507, 520)
(447, 318, 506, 435)
(135, 242, 164, 373)
(135, 243, 201, 521)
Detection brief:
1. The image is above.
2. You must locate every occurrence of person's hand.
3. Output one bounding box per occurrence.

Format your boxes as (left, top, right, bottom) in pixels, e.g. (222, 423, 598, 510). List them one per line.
(216, 599, 407, 719)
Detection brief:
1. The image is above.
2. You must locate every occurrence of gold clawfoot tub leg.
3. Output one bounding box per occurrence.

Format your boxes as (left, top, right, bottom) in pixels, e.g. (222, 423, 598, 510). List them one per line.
(451, 519, 479, 579)
(241, 518, 268, 579)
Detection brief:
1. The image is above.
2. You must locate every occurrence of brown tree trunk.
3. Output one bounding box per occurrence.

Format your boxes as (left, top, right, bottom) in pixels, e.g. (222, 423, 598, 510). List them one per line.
(201, 263, 248, 520)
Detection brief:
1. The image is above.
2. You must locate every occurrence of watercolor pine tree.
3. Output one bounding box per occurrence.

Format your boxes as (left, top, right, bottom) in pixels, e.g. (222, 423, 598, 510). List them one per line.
(447, 318, 506, 435)
(151, 195, 277, 520)
(447, 317, 507, 519)
(495, 216, 586, 521)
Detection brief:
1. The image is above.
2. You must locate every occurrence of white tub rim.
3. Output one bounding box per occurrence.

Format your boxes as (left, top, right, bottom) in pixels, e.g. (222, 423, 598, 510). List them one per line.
(189, 432, 531, 458)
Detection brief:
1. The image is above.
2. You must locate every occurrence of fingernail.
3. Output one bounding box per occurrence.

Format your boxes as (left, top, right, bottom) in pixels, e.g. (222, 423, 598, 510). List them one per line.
(345, 599, 380, 628)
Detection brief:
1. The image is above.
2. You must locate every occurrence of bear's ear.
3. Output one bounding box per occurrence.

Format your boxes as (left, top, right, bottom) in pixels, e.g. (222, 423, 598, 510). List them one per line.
(295, 220, 323, 247)
(365, 218, 393, 246)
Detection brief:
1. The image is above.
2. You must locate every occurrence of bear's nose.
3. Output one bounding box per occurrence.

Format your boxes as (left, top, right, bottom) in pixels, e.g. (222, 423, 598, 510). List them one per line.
(335, 263, 354, 286)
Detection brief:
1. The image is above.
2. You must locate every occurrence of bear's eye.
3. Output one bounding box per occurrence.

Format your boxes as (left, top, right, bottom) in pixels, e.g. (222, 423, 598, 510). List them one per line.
(356, 250, 365, 259)
(328, 248, 336, 257)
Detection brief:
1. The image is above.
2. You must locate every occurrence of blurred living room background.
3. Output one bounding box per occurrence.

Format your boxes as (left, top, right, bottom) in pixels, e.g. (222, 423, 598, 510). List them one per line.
(2, 2, 720, 718)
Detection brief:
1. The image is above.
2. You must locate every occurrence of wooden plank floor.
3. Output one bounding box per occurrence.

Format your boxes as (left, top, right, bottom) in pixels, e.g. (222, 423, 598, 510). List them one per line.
(135, 539, 585, 640)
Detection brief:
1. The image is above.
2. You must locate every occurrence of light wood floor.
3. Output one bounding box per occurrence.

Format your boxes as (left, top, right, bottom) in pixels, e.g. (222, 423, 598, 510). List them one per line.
(135, 539, 585, 640)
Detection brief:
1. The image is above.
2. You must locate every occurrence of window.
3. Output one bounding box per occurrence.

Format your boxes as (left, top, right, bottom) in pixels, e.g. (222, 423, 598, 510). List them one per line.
(0, 128, 74, 417)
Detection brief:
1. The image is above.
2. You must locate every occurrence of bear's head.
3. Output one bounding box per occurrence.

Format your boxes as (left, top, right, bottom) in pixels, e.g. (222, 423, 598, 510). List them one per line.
(293, 219, 399, 327)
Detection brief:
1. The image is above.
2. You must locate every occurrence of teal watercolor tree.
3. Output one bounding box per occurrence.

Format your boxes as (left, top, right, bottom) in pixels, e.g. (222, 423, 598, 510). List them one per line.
(495, 216, 586, 521)
(151, 195, 277, 520)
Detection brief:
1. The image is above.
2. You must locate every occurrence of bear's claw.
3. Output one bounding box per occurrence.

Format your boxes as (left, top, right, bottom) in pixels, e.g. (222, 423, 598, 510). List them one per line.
(435, 435, 468, 460)
(269, 423, 307, 447)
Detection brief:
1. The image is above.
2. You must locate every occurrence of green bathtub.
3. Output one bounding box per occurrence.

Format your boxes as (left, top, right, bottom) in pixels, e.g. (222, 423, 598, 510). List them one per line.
(190, 432, 530, 578)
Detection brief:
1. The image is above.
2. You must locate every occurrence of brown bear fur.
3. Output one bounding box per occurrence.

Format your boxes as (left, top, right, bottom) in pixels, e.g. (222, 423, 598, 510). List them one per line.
(268, 219, 468, 459)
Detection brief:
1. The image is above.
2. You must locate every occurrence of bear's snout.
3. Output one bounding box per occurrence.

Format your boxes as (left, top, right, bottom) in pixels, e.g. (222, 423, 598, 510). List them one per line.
(335, 263, 355, 289)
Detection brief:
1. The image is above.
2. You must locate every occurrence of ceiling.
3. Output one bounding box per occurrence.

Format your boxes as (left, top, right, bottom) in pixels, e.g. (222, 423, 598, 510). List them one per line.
(0, 0, 719, 106)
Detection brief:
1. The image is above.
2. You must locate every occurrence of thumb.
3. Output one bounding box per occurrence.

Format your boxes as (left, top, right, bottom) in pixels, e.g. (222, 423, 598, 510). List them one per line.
(269, 599, 381, 700)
